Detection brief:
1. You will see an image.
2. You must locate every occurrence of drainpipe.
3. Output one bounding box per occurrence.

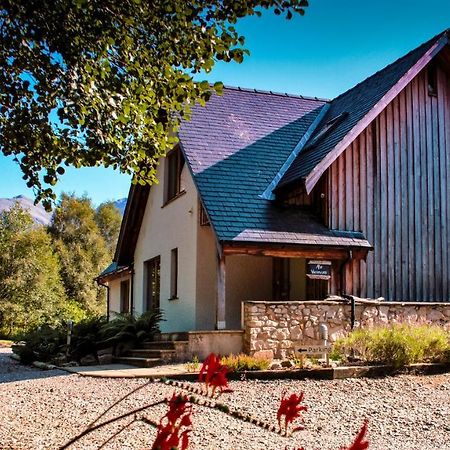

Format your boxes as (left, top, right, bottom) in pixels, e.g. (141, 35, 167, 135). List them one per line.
(130, 265, 135, 316)
(339, 250, 353, 296)
(340, 250, 355, 329)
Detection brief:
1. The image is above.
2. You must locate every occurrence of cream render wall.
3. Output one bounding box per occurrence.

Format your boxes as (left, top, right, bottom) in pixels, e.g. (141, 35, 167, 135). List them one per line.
(107, 274, 131, 318)
(133, 158, 199, 333)
(226, 255, 273, 329)
(196, 223, 217, 330)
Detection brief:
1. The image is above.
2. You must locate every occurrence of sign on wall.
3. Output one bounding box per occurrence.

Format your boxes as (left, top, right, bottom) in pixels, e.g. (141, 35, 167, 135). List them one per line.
(306, 260, 332, 280)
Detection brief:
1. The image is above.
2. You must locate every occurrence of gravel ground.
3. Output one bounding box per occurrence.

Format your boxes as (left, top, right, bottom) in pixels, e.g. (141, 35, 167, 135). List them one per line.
(0, 348, 449, 450)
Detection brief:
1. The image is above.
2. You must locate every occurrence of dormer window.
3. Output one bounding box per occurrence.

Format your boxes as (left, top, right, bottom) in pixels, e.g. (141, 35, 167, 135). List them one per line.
(165, 146, 185, 202)
(428, 64, 437, 97)
(306, 112, 349, 149)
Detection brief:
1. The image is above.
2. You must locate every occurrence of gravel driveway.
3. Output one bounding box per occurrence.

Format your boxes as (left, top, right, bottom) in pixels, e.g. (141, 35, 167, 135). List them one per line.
(0, 348, 449, 450)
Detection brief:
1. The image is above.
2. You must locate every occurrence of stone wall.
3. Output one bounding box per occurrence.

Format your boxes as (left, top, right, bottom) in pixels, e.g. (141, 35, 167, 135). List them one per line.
(243, 297, 450, 359)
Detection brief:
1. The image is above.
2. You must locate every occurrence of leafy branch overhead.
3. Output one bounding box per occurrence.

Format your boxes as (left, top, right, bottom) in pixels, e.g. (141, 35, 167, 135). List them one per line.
(0, 0, 309, 209)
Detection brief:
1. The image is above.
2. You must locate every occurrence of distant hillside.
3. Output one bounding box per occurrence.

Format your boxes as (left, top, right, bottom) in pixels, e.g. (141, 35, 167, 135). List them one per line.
(113, 198, 127, 215)
(0, 195, 52, 226)
(0, 195, 127, 226)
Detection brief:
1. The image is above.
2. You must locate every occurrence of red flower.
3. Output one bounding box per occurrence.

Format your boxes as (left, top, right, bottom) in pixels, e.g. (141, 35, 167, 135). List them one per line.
(341, 420, 369, 450)
(151, 393, 192, 450)
(198, 353, 232, 397)
(277, 392, 308, 434)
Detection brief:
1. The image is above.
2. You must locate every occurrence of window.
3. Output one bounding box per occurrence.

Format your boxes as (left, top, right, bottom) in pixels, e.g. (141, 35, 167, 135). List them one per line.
(307, 112, 349, 149)
(428, 64, 438, 96)
(170, 248, 178, 300)
(144, 256, 160, 311)
(199, 202, 210, 226)
(120, 279, 130, 313)
(166, 146, 185, 202)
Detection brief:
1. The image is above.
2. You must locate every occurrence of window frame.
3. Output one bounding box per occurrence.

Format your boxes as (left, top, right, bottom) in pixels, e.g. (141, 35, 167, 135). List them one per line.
(144, 256, 161, 311)
(170, 248, 179, 300)
(120, 279, 130, 314)
(165, 146, 186, 204)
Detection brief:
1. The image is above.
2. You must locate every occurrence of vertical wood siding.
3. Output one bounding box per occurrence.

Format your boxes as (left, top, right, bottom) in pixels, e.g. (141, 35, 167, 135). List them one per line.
(327, 64, 450, 301)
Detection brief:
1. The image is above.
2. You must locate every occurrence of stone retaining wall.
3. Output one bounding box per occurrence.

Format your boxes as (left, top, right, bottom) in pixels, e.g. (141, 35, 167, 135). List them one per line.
(243, 297, 450, 359)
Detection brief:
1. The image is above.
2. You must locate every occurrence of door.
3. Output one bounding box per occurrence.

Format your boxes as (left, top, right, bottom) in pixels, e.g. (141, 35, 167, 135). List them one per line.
(273, 257, 290, 301)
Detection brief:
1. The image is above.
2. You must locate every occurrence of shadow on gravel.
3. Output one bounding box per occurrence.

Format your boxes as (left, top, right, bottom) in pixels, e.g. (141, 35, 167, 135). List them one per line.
(0, 348, 69, 384)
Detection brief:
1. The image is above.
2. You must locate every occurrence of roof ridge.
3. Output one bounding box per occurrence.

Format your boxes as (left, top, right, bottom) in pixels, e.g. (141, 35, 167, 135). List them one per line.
(330, 29, 448, 104)
(220, 84, 330, 103)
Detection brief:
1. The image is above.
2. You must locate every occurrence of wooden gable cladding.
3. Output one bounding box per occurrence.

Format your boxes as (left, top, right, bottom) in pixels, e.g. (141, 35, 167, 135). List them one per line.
(326, 59, 450, 301)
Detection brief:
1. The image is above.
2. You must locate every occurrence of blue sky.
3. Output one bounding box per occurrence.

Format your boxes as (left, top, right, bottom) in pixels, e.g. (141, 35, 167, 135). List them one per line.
(1, 0, 449, 205)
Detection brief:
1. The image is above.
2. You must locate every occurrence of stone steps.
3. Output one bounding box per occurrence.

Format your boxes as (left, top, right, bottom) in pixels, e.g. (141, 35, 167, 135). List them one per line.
(112, 356, 162, 368)
(114, 340, 190, 368)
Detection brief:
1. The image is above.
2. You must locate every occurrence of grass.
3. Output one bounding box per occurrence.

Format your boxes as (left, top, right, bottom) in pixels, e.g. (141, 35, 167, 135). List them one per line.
(333, 323, 450, 369)
(220, 353, 271, 372)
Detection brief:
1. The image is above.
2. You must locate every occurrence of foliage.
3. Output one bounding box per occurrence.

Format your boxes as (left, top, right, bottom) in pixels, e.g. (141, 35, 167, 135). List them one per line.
(151, 393, 192, 450)
(49, 194, 111, 315)
(198, 353, 231, 397)
(100, 310, 164, 353)
(0, 204, 69, 336)
(0, 0, 309, 208)
(12, 323, 66, 364)
(184, 355, 200, 373)
(277, 392, 307, 434)
(334, 324, 450, 369)
(220, 353, 271, 371)
(13, 310, 164, 363)
(95, 201, 122, 253)
(68, 315, 107, 361)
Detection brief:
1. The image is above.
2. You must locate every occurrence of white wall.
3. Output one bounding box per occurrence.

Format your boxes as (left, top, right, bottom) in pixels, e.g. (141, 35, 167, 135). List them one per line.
(133, 159, 199, 332)
(107, 274, 131, 319)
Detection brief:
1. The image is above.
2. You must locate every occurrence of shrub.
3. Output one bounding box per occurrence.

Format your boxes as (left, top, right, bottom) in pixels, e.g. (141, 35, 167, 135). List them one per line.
(13, 324, 66, 364)
(334, 323, 450, 369)
(99, 310, 164, 354)
(220, 353, 271, 372)
(13, 310, 165, 364)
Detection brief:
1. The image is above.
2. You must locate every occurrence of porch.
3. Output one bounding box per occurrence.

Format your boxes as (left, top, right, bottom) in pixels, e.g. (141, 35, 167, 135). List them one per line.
(212, 242, 370, 330)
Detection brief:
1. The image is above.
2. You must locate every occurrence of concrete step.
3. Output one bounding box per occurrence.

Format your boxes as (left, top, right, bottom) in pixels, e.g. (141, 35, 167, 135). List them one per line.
(126, 349, 176, 359)
(113, 356, 162, 368)
(140, 340, 188, 350)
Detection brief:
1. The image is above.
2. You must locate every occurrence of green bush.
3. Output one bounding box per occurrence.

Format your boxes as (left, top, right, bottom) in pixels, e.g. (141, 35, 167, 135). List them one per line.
(220, 353, 271, 372)
(99, 310, 164, 354)
(334, 324, 450, 369)
(13, 310, 165, 364)
(13, 324, 66, 364)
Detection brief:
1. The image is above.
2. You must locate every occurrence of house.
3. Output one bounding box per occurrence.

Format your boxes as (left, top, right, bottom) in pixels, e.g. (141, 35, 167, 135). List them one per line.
(98, 29, 450, 334)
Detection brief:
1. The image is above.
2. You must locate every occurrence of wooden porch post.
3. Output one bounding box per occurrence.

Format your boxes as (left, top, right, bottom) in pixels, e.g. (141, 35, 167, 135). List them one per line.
(216, 253, 226, 330)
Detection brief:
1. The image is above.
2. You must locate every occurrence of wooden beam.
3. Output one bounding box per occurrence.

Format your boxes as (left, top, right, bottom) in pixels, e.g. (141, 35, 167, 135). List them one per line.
(222, 244, 360, 260)
(216, 254, 226, 330)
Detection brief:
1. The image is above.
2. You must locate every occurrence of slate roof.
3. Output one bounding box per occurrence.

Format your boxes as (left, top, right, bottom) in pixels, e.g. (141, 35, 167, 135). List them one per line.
(179, 87, 370, 248)
(97, 261, 130, 281)
(278, 29, 449, 190)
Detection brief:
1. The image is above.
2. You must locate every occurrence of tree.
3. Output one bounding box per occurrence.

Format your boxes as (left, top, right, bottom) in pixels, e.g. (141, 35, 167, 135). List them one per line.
(49, 194, 110, 315)
(0, 204, 68, 336)
(95, 201, 122, 254)
(0, 0, 308, 209)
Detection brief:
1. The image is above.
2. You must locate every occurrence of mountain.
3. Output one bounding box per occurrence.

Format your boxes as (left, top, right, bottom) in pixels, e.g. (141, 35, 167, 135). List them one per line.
(0, 195, 127, 226)
(113, 198, 127, 215)
(0, 195, 52, 226)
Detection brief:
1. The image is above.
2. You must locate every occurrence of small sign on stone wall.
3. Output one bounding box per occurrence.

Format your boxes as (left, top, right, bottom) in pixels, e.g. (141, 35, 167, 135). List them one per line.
(306, 260, 332, 280)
